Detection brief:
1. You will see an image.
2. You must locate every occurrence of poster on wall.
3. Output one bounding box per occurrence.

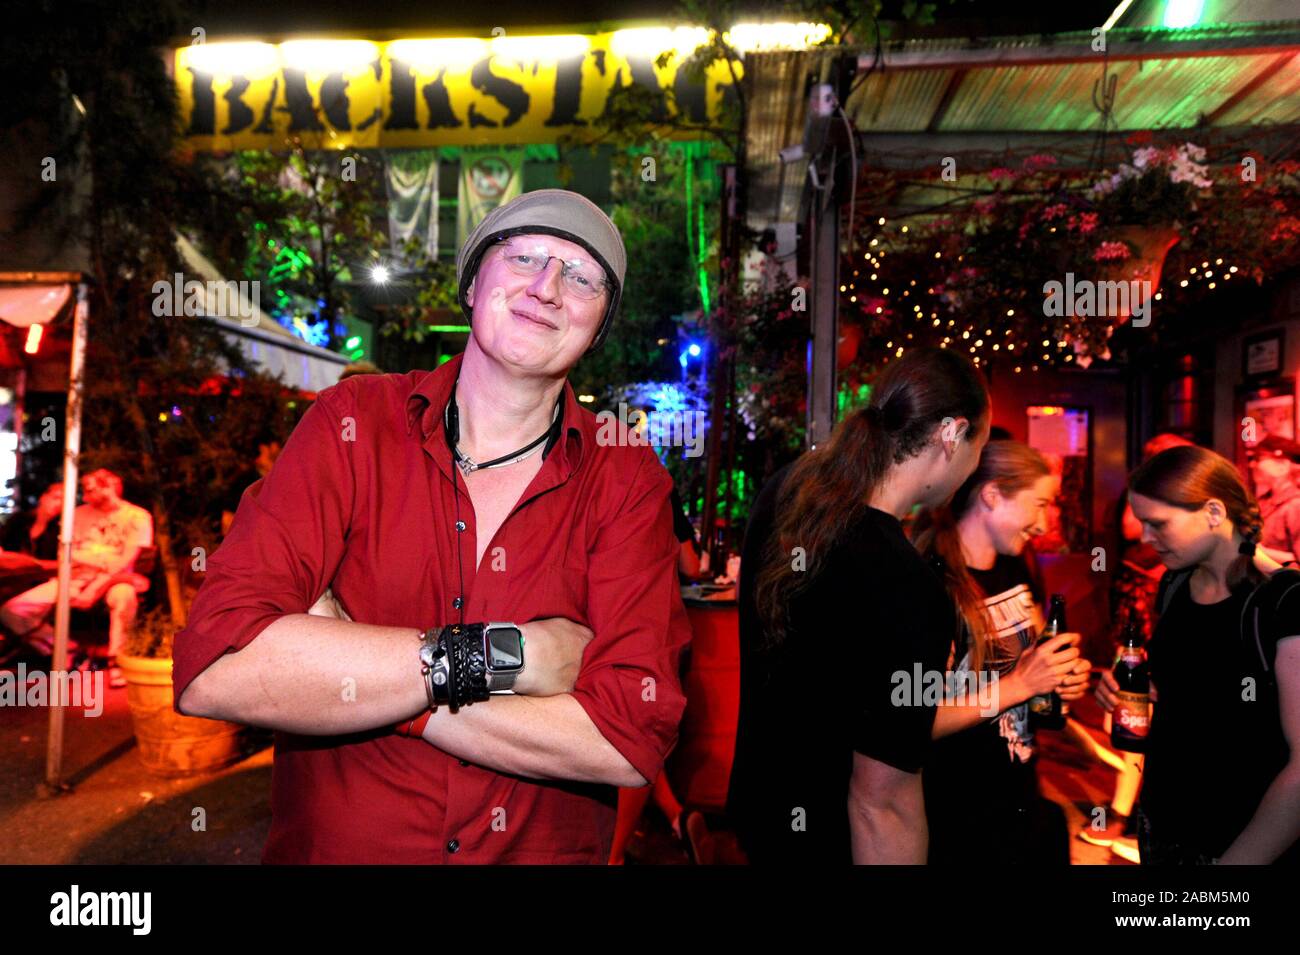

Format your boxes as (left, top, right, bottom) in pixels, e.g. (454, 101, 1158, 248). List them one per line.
(1236, 381, 1296, 471)
(1244, 330, 1284, 379)
(456, 149, 524, 248)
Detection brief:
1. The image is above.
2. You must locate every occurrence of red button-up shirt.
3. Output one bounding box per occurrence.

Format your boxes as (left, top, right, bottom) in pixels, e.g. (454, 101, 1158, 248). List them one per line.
(172, 352, 691, 863)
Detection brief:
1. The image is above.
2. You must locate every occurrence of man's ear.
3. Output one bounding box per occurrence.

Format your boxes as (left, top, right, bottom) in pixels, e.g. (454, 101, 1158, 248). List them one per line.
(465, 277, 476, 308)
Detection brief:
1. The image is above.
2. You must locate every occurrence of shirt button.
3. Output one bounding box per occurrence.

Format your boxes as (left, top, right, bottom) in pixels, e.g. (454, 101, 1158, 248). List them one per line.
(458, 759, 470, 767)
(447, 839, 460, 854)
(453, 597, 463, 609)
(455, 521, 466, 532)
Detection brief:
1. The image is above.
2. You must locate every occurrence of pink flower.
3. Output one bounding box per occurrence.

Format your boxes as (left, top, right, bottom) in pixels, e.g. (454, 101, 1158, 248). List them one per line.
(1022, 154, 1058, 172)
(1069, 212, 1099, 234)
(1094, 241, 1131, 262)
(988, 167, 1015, 181)
(1041, 203, 1069, 222)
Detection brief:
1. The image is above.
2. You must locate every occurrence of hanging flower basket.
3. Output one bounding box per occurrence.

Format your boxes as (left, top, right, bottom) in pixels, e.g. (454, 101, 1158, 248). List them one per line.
(1100, 224, 1181, 322)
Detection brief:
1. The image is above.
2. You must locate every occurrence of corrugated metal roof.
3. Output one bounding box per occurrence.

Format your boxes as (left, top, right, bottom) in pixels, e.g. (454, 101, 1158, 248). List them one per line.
(848, 51, 1300, 132)
(744, 22, 1300, 229)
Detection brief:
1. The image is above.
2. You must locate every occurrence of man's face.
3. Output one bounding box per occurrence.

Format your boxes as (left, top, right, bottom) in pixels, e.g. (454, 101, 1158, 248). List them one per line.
(916, 416, 990, 510)
(1249, 453, 1290, 494)
(80, 473, 116, 507)
(465, 234, 610, 376)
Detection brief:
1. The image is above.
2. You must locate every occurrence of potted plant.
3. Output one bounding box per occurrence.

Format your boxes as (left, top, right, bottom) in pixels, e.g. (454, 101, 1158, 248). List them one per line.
(118, 605, 249, 777)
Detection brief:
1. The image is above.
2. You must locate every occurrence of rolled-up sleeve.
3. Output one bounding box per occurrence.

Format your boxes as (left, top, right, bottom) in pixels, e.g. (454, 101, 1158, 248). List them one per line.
(172, 388, 355, 710)
(570, 451, 691, 784)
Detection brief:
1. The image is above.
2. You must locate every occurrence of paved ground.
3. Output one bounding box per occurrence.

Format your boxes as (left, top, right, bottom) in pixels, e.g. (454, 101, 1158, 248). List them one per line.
(0, 656, 1129, 865)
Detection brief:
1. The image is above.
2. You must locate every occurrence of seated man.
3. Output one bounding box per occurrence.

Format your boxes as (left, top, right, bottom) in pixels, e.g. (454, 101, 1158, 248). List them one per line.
(0, 469, 152, 685)
(175, 189, 692, 864)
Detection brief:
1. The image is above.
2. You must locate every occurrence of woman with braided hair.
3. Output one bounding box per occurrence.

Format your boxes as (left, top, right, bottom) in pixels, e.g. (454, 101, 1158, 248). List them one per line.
(1096, 445, 1300, 864)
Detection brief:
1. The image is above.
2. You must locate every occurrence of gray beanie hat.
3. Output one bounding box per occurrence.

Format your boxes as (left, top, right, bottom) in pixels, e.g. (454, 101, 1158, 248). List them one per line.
(456, 188, 626, 352)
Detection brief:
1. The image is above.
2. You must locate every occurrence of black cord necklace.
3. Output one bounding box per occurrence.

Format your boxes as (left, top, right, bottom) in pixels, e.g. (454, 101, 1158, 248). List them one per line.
(446, 380, 561, 477)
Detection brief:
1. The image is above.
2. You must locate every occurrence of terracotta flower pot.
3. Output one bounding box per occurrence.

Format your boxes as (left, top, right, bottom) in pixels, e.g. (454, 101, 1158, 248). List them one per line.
(118, 653, 248, 778)
(1101, 224, 1181, 322)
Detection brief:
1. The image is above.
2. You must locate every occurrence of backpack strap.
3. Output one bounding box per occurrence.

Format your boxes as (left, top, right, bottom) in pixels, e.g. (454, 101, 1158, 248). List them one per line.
(1238, 568, 1300, 691)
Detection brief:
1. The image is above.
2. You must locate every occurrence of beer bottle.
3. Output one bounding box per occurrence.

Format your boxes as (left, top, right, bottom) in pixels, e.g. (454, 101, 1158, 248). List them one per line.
(1028, 594, 1067, 729)
(1111, 618, 1151, 752)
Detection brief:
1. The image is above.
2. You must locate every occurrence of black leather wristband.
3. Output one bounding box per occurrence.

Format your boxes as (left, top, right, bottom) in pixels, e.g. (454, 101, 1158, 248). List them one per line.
(419, 628, 451, 707)
(440, 623, 490, 710)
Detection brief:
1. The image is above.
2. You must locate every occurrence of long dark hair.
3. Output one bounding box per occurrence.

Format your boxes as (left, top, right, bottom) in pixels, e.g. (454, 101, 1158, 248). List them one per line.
(913, 441, 1050, 671)
(1128, 445, 1264, 591)
(753, 348, 989, 644)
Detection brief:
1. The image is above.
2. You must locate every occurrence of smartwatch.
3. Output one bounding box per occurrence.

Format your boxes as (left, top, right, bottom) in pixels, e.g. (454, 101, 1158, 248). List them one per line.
(481, 622, 525, 692)
(426, 622, 526, 710)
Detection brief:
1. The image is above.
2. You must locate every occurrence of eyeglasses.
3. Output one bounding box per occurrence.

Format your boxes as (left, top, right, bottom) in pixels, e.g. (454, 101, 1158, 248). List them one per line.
(495, 239, 609, 301)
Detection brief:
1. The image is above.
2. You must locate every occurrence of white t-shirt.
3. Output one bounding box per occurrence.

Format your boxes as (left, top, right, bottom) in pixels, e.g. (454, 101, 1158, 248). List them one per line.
(72, 501, 153, 573)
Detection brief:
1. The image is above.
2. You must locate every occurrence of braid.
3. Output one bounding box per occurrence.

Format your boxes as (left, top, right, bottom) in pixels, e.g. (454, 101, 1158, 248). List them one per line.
(1241, 501, 1263, 545)
(1229, 499, 1265, 589)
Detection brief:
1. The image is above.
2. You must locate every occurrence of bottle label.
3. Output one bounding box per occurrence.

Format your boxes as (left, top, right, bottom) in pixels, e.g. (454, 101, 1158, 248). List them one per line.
(1119, 649, 1144, 667)
(1114, 690, 1151, 737)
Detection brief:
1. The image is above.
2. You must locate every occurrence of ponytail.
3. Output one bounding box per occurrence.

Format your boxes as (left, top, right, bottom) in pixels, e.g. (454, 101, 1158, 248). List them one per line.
(753, 348, 989, 647)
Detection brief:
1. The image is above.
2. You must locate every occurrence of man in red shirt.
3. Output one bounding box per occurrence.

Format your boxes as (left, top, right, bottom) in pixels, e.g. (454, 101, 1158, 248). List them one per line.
(175, 189, 691, 864)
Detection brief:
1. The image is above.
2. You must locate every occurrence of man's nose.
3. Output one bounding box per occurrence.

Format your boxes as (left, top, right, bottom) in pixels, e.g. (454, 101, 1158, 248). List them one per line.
(527, 259, 565, 306)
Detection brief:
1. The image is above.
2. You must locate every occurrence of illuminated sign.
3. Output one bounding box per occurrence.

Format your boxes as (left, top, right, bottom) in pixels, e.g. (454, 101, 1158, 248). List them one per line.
(175, 26, 821, 151)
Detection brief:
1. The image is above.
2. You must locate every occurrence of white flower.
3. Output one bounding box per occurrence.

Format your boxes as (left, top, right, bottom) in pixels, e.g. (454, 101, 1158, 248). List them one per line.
(1133, 147, 1160, 169)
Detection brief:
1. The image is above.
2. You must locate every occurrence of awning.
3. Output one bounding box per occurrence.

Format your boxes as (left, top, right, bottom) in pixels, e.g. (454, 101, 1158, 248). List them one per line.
(0, 283, 71, 329)
(206, 313, 350, 394)
(175, 235, 349, 393)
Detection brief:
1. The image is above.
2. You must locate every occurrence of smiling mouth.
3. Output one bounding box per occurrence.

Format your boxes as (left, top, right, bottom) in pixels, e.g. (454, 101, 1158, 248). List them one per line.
(511, 309, 558, 330)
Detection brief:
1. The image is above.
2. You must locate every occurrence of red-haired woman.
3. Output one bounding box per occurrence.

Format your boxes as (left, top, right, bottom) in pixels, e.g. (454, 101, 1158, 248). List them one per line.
(913, 441, 1092, 864)
(1097, 445, 1300, 864)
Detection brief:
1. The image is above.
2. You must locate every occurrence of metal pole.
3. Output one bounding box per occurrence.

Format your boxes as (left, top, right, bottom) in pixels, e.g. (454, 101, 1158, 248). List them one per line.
(807, 168, 839, 449)
(45, 281, 88, 791)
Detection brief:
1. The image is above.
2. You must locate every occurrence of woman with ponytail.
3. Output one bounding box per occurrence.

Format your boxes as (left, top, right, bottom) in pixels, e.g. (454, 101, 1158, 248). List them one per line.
(912, 441, 1092, 864)
(729, 348, 990, 864)
(1096, 445, 1300, 864)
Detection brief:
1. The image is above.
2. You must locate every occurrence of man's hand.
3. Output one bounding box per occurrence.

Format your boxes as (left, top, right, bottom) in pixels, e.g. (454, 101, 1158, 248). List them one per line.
(308, 588, 352, 622)
(69, 574, 114, 610)
(514, 617, 593, 696)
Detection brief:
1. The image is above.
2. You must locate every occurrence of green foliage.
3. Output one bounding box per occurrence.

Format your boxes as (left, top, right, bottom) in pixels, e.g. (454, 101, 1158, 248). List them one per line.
(4, 0, 307, 623)
(123, 604, 175, 660)
(193, 148, 389, 349)
(570, 146, 713, 398)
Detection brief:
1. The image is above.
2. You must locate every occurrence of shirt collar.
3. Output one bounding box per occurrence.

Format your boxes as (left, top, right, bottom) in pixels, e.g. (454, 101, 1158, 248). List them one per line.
(405, 351, 587, 476)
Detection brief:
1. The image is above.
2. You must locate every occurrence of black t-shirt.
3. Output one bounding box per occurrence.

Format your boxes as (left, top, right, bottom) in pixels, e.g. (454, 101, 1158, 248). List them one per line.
(728, 464, 960, 864)
(1141, 573, 1299, 863)
(669, 487, 700, 553)
(924, 554, 1045, 864)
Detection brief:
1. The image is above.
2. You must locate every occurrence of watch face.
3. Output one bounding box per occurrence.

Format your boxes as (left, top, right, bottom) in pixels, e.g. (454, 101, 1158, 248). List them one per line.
(486, 627, 524, 670)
